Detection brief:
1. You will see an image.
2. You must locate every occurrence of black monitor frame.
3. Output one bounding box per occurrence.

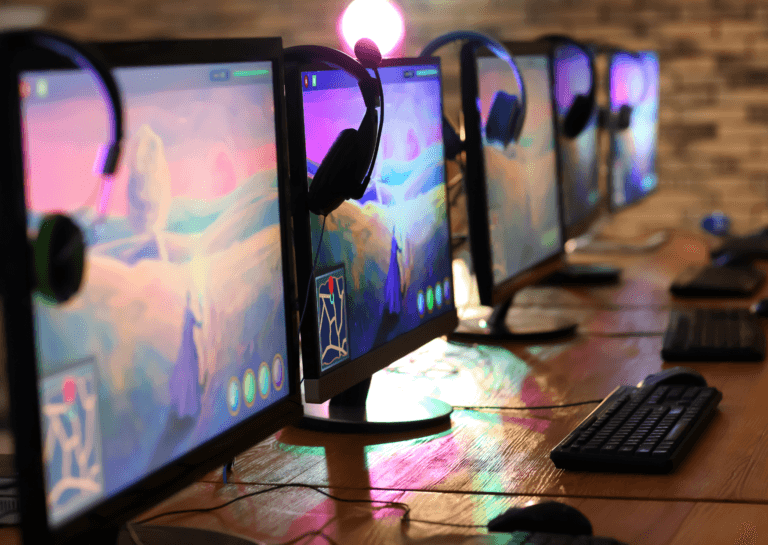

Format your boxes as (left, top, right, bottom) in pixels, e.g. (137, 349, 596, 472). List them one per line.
(460, 41, 566, 308)
(287, 56, 459, 404)
(539, 40, 605, 241)
(1, 37, 303, 544)
(605, 47, 659, 214)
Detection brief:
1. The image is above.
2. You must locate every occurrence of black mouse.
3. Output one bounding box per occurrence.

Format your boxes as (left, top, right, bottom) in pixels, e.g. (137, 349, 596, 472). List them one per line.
(751, 298, 768, 317)
(638, 366, 708, 388)
(487, 501, 593, 535)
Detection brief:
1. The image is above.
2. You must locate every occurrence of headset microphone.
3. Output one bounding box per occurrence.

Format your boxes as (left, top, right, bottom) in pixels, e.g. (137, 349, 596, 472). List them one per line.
(2, 29, 124, 304)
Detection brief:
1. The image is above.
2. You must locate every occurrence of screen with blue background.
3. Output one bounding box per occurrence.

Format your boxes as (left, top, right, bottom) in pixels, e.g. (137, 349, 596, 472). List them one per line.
(552, 45, 600, 229)
(609, 51, 659, 209)
(302, 62, 453, 374)
(21, 62, 290, 526)
(477, 54, 562, 286)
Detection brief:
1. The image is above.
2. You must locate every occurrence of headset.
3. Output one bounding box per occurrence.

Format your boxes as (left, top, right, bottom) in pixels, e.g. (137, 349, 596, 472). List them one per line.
(1, 29, 124, 304)
(538, 35, 596, 139)
(419, 30, 527, 160)
(608, 48, 649, 132)
(284, 39, 384, 216)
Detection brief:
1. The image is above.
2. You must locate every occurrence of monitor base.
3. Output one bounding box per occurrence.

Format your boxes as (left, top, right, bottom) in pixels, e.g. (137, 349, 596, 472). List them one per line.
(540, 263, 622, 286)
(117, 524, 262, 545)
(300, 378, 452, 434)
(450, 299, 578, 343)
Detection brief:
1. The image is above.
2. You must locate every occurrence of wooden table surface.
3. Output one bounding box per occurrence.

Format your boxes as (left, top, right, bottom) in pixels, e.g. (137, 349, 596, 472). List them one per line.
(5, 230, 768, 544)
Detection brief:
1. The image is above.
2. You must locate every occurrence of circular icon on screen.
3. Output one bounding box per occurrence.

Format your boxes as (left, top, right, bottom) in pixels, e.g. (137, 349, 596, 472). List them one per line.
(227, 377, 241, 416)
(435, 283, 443, 309)
(443, 277, 451, 304)
(258, 361, 270, 399)
(426, 286, 435, 313)
(243, 369, 256, 408)
(417, 290, 426, 317)
(272, 354, 285, 391)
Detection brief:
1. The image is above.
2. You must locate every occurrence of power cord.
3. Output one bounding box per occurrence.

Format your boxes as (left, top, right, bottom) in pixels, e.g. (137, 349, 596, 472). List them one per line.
(453, 399, 603, 411)
(127, 481, 491, 544)
(297, 214, 327, 387)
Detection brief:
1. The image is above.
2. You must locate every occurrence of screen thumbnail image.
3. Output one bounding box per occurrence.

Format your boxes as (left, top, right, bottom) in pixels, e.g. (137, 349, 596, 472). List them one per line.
(302, 64, 453, 373)
(552, 45, 600, 228)
(21, 62, 290, 525)
(477, 55, 562, 285)
(610, 51, 659, 209)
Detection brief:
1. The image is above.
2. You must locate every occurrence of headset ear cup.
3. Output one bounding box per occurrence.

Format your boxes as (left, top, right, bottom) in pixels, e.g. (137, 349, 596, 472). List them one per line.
(308, 128, 359, 216)
(31, 214, 85, 304)
(486, 91, 521, 147)
(617, 104, 632, 130)
(562, 94, 593, 139)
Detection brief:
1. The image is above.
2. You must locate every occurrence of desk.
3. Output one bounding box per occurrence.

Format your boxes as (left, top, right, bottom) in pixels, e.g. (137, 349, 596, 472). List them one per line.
(4, 230, 768, 544)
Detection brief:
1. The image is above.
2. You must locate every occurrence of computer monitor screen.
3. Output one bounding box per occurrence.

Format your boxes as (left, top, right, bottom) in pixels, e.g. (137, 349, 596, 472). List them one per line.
(17, 41, 299, 532)
(608, 50, 659, 210)
(462, 44, 563, 305)
(552, 44, 601, 237)
(298, 58, 457, 401)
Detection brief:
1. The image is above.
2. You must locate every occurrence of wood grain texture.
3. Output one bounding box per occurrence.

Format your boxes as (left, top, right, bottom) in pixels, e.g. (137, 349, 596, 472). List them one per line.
(92, 484, 768, 545)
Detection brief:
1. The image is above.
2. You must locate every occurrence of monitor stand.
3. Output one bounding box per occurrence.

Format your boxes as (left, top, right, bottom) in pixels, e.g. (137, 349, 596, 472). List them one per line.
(539, 263, 621, 286)
(301, 377, 453, 434)
(451, 298, 578, 343)
(116, 524, 262, 545)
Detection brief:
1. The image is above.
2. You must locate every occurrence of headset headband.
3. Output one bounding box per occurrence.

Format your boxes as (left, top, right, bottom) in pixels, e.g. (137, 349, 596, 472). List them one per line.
(284, 45, 380, 109)
(539, 35, 595, 111)
(1, 30, 123, 175)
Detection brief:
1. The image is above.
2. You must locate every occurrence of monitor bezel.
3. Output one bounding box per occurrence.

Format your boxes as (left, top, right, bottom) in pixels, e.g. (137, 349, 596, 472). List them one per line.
(460, 41, 566, 307)
(535, 39, 605, 241)
(287, 56, 459, 403)
(606, 48, 659, 213)
(2, 37, 303, 544)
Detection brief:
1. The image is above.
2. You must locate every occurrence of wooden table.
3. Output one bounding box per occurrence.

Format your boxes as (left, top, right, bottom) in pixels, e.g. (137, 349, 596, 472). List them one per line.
(5, 230, 768, 544)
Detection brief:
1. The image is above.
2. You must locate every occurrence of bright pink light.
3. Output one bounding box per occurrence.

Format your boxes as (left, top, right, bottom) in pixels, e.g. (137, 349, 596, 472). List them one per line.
(339, 0, 405, 58)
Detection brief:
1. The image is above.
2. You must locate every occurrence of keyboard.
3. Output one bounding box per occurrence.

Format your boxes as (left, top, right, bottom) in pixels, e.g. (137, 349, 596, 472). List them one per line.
(712, 235, 768, 264)
(669, 264, 765, 297)
(550, 383, 722, 473)
(662, 308, 765, 362)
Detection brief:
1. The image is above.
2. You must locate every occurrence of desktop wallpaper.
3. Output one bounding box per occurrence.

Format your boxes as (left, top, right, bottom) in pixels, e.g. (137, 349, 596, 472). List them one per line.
(552, 45, 600, 229)
(477, 55, 562, 286)
(302, 64, 453, 373)
(609, 51, 659, 209)
(21, 62, 290, 525)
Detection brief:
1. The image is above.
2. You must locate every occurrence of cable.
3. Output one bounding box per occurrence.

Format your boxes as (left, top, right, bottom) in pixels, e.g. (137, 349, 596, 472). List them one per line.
(298, 215, 327, 333)
(405, 518, 486, 529)
(453, 399, 603, 411)
(133, 482, 410, 526)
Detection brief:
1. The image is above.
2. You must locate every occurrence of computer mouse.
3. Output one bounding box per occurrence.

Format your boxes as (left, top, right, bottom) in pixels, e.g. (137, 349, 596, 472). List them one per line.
(487, 501, 593, 536)
(637, 366, 708, 388)
(750, 298, 768, 317)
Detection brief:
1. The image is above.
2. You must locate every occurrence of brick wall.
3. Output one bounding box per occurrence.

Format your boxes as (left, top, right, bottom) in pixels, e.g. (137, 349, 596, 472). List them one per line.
(8, 0, 768, 234)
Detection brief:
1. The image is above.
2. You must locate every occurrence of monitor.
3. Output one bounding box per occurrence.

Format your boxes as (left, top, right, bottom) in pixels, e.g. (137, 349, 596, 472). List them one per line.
(551, 42, 602, 240)
(2, 38, 302, 544)
(607, 50, 659, 211)
(287, 57, 457, 425)
(460, 41, 566, 308)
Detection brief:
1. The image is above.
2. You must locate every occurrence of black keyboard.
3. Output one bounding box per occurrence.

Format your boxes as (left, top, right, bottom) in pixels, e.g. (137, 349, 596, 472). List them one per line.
(550, 383, 722, 473)
(495, 532, 627, 545)
(712, 235, 768, 264)
(662, 308, 765, 361)
(670, 264, 765, 297)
